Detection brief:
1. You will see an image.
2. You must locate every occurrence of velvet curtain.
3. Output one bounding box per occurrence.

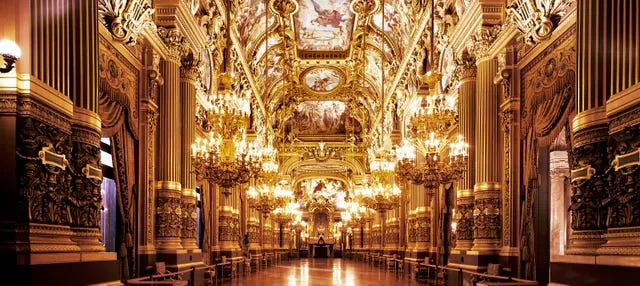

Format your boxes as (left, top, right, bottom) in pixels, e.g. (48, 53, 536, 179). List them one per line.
(99, 89, 139, 280)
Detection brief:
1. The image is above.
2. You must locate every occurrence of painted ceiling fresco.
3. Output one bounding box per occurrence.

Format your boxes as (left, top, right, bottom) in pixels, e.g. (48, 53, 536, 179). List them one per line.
(372, 2, 415, 57)
(298, 178, 348, 210)
(303, 67, 343, 92)
(286, 100, 362, 136)
(236, 0, 276, 49)
(294, 0, 354, 51)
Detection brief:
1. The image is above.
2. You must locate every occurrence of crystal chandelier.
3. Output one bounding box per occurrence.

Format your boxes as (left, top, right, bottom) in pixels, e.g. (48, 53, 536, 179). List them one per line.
(191, 1, 261, 193)
(191, 74, 261, 192)
(396, 133, 469, 189)
(271, 202, 301, 225)
(396, 0, 469, 190)
(354, 179, 401, 213)
(246, 182, 294, 215)
(343, 202, 375, 226)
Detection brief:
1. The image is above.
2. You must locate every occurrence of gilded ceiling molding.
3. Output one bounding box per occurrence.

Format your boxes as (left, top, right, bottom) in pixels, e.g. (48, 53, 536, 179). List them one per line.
(378, 7, 432, 127)
(154, 0, 209, 53)
(98, 0, 155, 45)
(448, 0, 482, 56)
(506, 0, 572, 46)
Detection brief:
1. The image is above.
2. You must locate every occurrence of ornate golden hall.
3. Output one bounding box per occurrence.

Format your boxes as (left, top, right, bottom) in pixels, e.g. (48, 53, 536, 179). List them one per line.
(1, 0, 639, 285)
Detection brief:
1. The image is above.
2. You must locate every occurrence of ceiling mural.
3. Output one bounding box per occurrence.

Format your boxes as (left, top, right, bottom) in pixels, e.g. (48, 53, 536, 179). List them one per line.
(372, 1, 415, 57)
(302, 67, 344, 93)
(297, 178, 349, 210)
(294, 0, 355, 51)
(235, 0, 276, 48)
(286, 100, 362, 136)
(364, 49, 384, 92)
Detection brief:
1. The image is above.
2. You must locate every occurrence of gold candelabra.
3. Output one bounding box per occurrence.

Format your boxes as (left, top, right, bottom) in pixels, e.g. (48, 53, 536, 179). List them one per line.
(191, 73, 261, 193)
(396, 72, 469, 190)
(247, 182, 294, 215)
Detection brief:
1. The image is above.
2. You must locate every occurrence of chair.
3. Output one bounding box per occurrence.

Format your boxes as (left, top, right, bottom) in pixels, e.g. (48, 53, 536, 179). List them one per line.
(204, 266, 216, 286)
(386, 254, 397, 271)
(487, 263, 501, 276)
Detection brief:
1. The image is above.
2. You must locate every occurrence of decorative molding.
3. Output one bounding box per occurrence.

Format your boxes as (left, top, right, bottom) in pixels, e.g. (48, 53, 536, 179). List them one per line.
(156, 196, 183, 238)
(467, 25, 503, 60)
(158, 27, 188, 62)
(98, 0, 155, 45)
(506, 0, 572, 46)
(16, 117, 73, 224)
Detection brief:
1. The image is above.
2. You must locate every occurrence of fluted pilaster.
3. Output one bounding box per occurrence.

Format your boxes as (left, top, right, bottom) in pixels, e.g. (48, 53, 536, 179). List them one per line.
(155, 30, 184, 251)
(180, 53, 199, 250)
(473, 57, 501, 252)
(455, 57, 476, 250)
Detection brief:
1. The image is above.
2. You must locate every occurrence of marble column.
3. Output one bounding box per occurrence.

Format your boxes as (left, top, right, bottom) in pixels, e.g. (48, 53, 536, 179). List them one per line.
(180, 53, 199, 250)
(549, 151, 570, 257)
(472, 56, 502, 252)
(155, 28, 184, 252)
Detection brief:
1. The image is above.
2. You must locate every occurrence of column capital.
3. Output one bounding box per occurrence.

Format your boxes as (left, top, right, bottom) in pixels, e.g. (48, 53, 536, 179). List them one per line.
(467, 25, 503, 61)
(454, 51, 477, 81)
(180, 52, 201, 83)
(158, 27, 188, 63)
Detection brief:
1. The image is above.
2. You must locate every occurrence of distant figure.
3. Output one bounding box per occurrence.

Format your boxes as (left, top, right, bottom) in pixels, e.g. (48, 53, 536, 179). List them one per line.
(309, 0, 344, 30)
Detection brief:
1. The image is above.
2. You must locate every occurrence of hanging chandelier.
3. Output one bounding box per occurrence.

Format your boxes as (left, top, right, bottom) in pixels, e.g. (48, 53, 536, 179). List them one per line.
(191, 0, 263, 193)
(396, 134, 469, 189)
(343, 202, 375, 226)
(191, 74, 261, 192)
(395, 0, 469, 190)
(271, 202, 301, 225)
(246, 182, 294, 215)
(353, 179, 401, 213)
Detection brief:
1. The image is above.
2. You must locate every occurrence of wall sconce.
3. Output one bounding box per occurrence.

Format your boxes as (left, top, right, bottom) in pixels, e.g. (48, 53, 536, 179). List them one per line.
(0, 39, 21, 73)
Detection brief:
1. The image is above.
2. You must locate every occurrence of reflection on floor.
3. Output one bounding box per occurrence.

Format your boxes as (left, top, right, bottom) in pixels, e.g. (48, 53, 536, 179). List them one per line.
(222, 258, 428, 286)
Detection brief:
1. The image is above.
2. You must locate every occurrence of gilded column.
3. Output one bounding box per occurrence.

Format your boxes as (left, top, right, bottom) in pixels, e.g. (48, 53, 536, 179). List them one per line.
(454, 51, 477, 250)
(496, 47, 521, 263)
(472, 49, 502, 252)
(68, 0, 104, 253)
(247, 209, 261, 251)
(138, 48, 161, 258)
(155, 27, 185, 252)
(569, 0, 640, 255)
(180, 53, 199, 250)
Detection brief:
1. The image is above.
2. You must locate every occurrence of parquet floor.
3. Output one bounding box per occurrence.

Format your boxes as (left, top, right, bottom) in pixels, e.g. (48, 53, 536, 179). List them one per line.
(221, 258, 429, 286)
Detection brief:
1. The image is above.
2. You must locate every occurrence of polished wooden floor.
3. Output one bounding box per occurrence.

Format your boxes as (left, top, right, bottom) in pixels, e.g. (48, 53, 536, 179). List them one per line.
(222, 258, 428, 286)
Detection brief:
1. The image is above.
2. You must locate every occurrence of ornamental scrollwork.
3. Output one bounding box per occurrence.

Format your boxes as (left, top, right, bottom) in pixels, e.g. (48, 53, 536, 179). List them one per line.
(17, 117, 73, 225)
(506, 0, 572, 46)
(456, 202, 474, 241)
(69, 131, 103, 228)
(473, 197, 501, 240)
(98, 0, 155, 45)
(181, 199, 198, 239)
(156, 197, 182, 238)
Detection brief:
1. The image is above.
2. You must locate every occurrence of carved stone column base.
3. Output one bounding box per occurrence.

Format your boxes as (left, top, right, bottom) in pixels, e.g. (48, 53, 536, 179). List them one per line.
(156, 181, 183, 252)
(156, 238, 184, 252)
(471, 239, 501, 252)
(17, 223, 80, 253)
(566, 230, 605, 255)
(181, 238, 199, 251)
(456, 240, 474, 250)
(71, 227, 105, 252)
(597, 227, 640, 256)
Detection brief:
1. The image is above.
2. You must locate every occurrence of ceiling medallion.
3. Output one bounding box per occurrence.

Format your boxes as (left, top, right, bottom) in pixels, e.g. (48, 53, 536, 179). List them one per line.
(301, 67, 345, 93)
